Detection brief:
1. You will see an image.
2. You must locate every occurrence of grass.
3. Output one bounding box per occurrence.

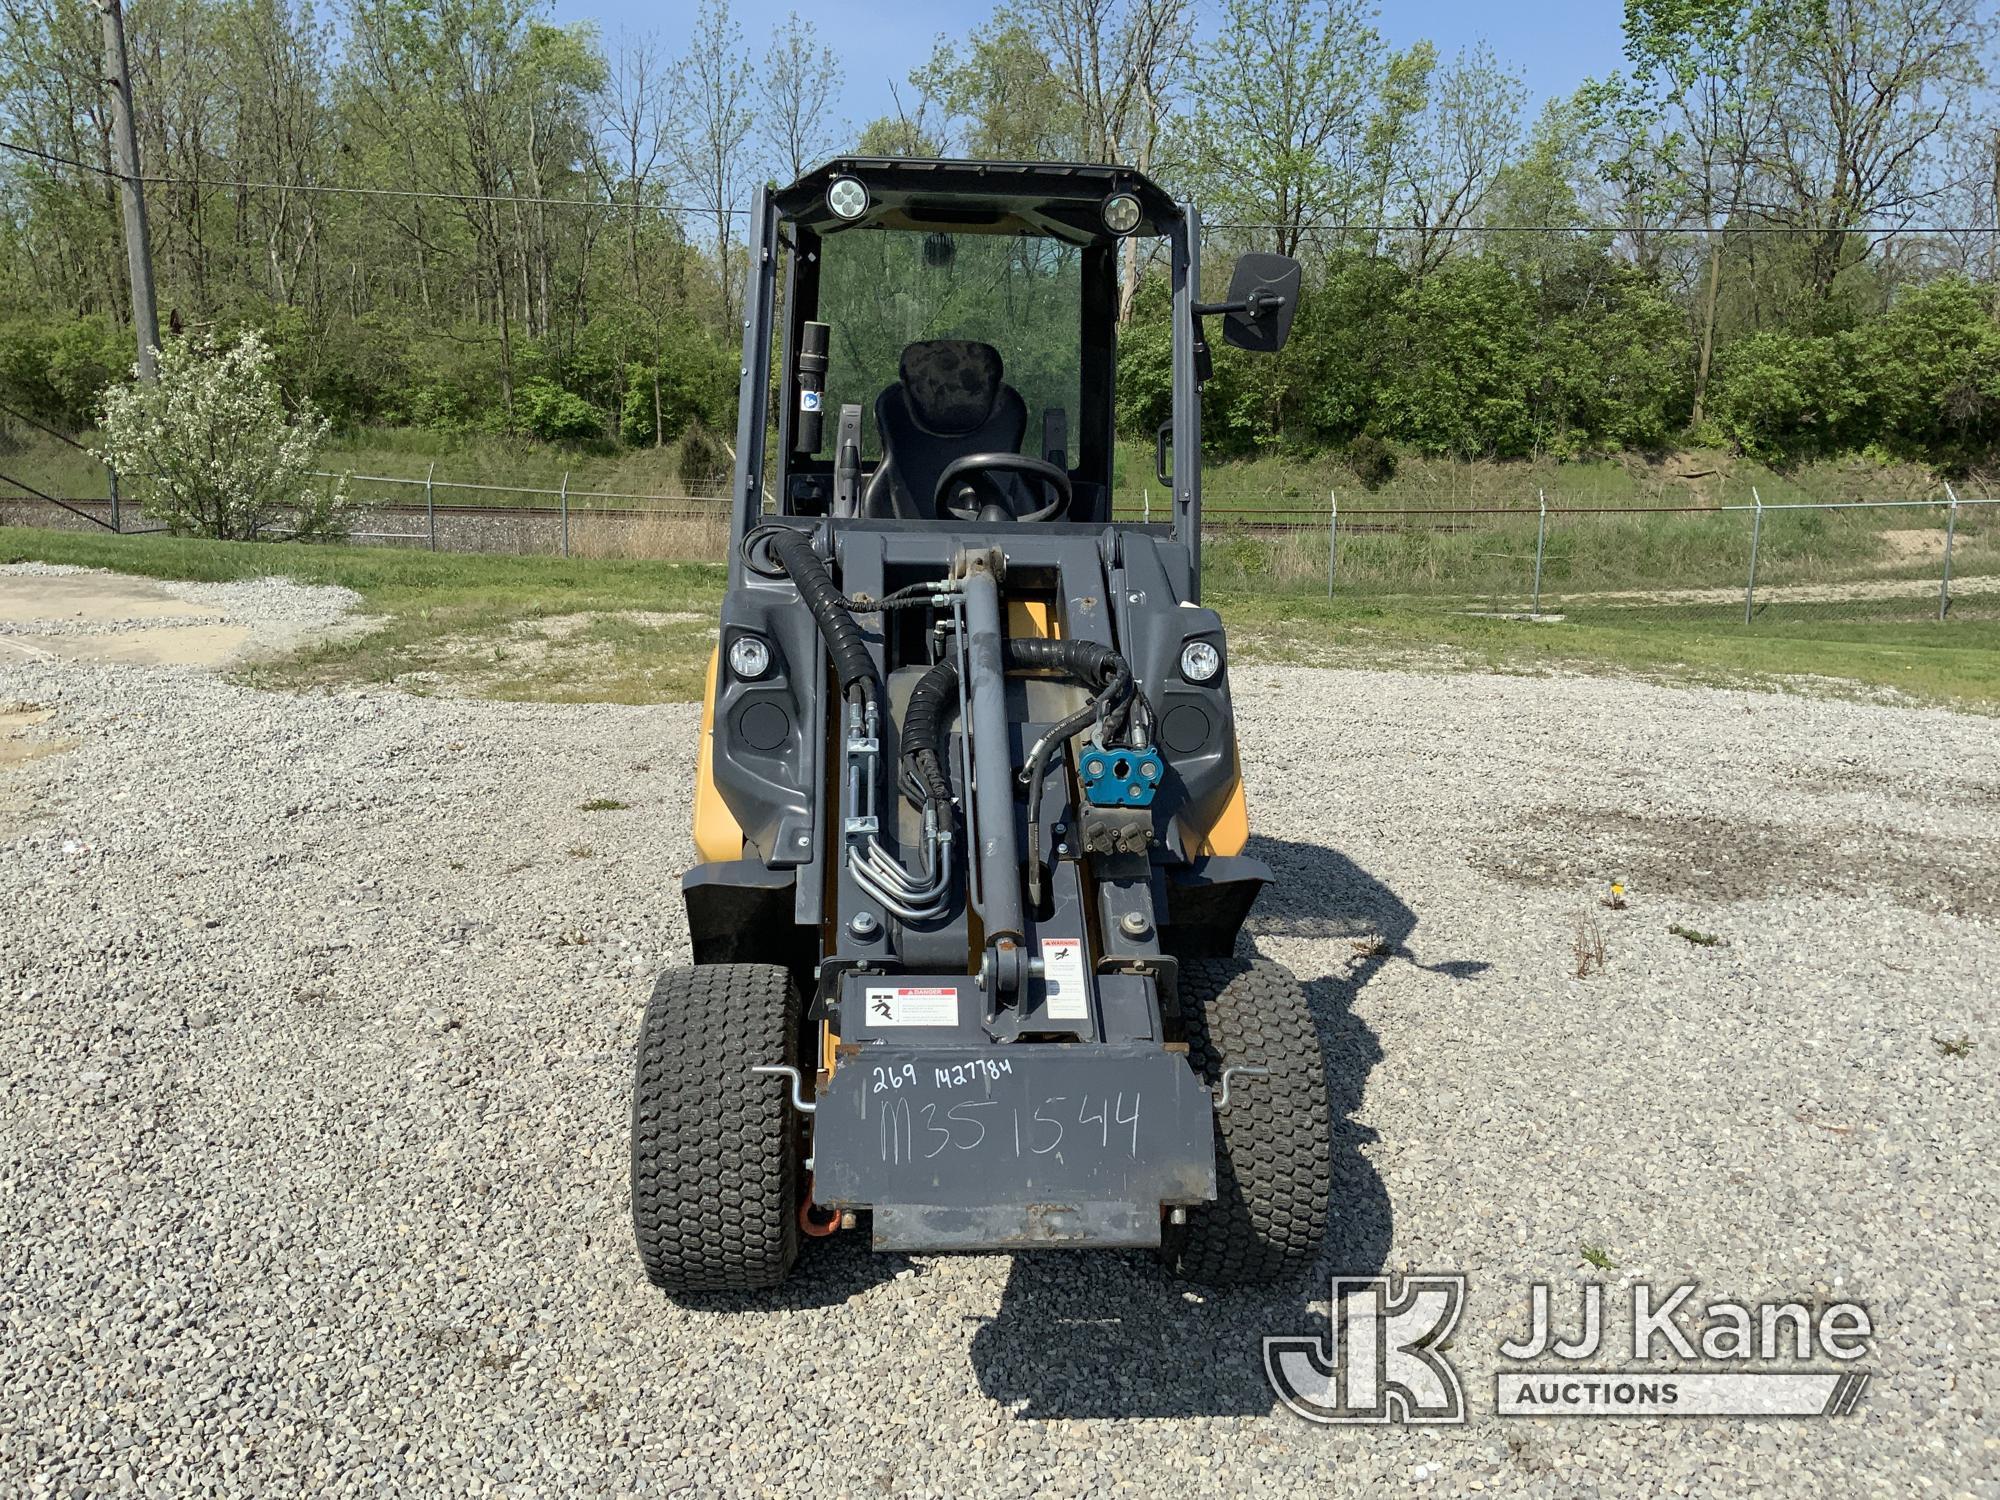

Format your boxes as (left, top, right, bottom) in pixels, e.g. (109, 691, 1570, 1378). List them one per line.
(1204, 501, 1993, 598)
(1669, 924, 1723, 947)
(1573, 915, 1608, 978)
(0, 525, 719, 704)
(322, 426, 723, 496)
(7, 522, 1999, 712)
(1215, 588, 2000, 709)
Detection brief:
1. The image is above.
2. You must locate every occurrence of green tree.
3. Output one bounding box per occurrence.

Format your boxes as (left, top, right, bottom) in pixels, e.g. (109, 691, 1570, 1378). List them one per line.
(1758, 0, 1990, 305)
(1379, 257, 1536, 455)
(1857, 276, 2000, 464)
(1180, 0, 1384, 256)
(1372, 43, 1526, 277)
(759, 14, 842, 181)
(909, 20, 1079, 159)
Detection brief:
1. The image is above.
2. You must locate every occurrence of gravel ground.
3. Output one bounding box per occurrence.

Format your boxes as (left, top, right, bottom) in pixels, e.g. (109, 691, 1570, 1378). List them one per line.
(0, 560, 363, 639)
(2, 566, 1996, 1497)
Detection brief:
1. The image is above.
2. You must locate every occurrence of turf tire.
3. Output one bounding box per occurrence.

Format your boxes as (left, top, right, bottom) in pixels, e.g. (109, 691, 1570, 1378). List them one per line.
(631, 963, 802, 1294)
(1160, 957, 1331, 1285)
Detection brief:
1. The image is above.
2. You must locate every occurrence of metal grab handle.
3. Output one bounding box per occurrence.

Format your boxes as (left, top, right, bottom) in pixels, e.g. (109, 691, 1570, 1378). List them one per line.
(1212, 1065, 1268, 1112)
(752, 1065, 816, 1115)
(1154, 420, 1173, 486)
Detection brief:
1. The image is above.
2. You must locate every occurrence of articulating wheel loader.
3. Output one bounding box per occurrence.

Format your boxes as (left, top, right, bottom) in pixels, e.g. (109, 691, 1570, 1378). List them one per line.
(631, 158, 1332, 1293)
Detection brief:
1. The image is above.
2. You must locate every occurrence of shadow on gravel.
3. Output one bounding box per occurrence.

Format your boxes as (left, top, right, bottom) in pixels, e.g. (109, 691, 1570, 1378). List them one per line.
(667, 1233, 916, 1314)
(967, 839, 1430, 1419)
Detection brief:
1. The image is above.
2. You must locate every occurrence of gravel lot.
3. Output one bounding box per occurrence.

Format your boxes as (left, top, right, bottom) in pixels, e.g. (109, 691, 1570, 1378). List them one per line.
(2, 564, 1996, 1497)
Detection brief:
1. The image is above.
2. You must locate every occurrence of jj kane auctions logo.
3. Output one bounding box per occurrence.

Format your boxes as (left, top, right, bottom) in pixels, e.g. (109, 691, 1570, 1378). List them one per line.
(1266, 1277, 1875, 1423)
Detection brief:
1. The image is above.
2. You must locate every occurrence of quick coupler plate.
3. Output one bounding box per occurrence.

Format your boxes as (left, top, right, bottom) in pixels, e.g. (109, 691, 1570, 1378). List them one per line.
(1078, 740, 1164, 807)
(812, 1042, 1217, 1250)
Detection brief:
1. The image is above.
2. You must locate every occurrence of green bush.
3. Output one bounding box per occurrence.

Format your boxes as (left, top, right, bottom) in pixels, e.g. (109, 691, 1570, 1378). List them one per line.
(1379, 259, 1537, 458)
(257, 308, 413, 427)
(0, 313, 130, 427)
(1284, 254, 1405, 444)
(1531, 273, 1690, 455)
(1345, 432, 1398, 489)
(1857, 276, 2000, 466)
(676, 419, 729, 490)
(1708, 331, 1863, 461)
(618, 330, 735, 446)
(514, 376, 604, 442)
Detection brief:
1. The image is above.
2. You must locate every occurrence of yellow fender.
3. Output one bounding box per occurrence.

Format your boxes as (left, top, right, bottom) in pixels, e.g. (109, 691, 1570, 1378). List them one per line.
(692, 648, 747, 863)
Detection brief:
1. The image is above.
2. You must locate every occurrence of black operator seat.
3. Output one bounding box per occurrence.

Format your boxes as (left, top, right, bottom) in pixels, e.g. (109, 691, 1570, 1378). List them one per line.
(861, 340, 1027, 519)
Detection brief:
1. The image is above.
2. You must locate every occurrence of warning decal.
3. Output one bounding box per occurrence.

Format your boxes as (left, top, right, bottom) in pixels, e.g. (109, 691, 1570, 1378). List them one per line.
(1040, 938, 1090, 1020)
(864, 986, 959, 1028)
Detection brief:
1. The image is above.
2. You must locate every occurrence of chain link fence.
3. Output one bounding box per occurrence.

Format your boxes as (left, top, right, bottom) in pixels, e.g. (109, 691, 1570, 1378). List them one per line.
(4, 400, 1991, 625)
(0, 400, 735, 557)
(1203, 489, 1994, 626)
(300, 468, 732, 558)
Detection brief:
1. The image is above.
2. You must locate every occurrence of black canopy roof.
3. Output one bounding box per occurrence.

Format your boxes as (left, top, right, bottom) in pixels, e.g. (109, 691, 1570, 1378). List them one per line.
(772, 157, 1181, 242)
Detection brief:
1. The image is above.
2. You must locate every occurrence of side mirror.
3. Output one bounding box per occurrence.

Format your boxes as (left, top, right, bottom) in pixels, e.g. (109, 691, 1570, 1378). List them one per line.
(1218, 253, 1300, 353)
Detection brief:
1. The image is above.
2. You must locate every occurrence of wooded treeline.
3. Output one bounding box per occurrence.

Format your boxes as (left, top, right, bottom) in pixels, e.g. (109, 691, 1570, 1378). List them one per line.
(1, 0, 1995, 473)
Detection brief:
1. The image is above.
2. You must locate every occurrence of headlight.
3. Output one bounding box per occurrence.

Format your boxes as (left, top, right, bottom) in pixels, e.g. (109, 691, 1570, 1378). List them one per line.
(728, 634, 772, 679)
(1101, 191, 1142, 236)
(1180, 639, 1221, 682)
(826, 176, 869, 221)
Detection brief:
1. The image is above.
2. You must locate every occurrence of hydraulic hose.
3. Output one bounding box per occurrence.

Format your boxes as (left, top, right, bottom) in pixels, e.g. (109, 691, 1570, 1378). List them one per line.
(1005, 637, 1130, 693)
(899, 638, 1139, 827)
(901, 658, 962, 814)
(1008, 639, 1133, 744)
(760, 526, 877, 705)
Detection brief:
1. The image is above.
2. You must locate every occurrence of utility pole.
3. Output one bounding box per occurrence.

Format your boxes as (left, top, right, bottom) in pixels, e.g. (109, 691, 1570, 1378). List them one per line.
(96, 0, 159, 381)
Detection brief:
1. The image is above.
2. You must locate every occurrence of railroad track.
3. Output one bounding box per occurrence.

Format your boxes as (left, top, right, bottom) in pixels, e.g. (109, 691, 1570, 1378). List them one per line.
(9, 492, 1481, 536)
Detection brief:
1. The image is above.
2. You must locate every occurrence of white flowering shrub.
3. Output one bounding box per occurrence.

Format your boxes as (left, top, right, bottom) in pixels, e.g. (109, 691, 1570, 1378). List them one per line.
(95, 330, 351, 541)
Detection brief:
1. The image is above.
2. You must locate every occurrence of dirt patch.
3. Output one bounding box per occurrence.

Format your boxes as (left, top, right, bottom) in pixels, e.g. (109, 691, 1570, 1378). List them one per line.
(1552, 573, 1997, 609)
(0, 573, 226, 627)
(0, 567, 357, 668)
(1, 699, 60, 759)
(27, 623, 257, 667)
(374, 612, 715, 702)
(1479, 807, 1994, 921)
(525, 610, 707, 640)
(0, 700, 72, 839)
(1649, 453, 1734, 505)
(1878, 528, 1947, 563)
(1790, 759, 2000, 810)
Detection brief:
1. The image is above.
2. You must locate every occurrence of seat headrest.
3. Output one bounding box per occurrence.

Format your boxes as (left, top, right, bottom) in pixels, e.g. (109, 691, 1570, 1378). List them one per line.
(898, 340, 1006, 435)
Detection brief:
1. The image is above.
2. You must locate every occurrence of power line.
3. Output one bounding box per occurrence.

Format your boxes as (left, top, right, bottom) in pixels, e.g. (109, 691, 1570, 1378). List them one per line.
(1204, 218, 1997, 237)
(3, 137, 1995, 236)
(0, 138, 738, 218)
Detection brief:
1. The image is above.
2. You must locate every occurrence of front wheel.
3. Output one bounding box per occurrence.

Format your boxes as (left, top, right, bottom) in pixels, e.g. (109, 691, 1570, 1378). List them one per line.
(1161, 958, 1331, 1285)
(630, 963, 802, 1294)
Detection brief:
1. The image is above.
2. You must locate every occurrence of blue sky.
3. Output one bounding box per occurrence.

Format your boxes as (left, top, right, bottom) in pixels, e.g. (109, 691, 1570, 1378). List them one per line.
(550, 0, 1632, 127)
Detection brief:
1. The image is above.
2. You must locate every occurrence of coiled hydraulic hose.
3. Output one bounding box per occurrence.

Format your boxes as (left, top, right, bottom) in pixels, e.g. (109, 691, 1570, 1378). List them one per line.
(900, 657, 963, 815)
(901, 639, 1140, 904)
(757, 526, 878, 707)
(1009, 639, 1132, 749)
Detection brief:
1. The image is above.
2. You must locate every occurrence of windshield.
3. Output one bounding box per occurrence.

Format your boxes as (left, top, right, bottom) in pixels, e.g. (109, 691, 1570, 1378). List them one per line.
(814, 229, 1083, 460)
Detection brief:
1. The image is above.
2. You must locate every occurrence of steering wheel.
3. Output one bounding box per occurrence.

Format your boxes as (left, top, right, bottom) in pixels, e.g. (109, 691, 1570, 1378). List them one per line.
(934, 453, 1072, 523)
